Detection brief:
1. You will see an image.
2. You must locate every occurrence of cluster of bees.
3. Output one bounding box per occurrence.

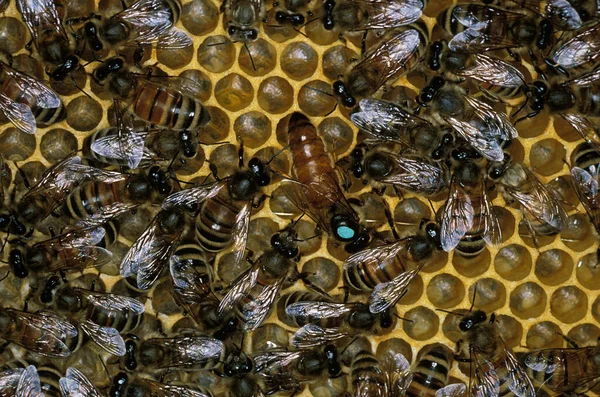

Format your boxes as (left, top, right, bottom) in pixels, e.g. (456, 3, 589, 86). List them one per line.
(0, 0, 599, 396)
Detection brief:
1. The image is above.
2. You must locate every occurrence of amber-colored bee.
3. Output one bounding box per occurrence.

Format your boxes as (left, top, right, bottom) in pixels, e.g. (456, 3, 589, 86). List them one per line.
(570, 142, 600, 235)
(350, 347, 412, 397)
(406, 343, 455, 397)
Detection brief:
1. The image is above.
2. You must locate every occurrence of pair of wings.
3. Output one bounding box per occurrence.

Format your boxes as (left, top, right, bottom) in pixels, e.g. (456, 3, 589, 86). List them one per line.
(0, 365, 44, 397)
(454, 53, 526, 93)
(344, 0, 424, 31)
(142, 336, 224, 368)
(552, 22, 600, 70)
(376, 152, 449, 197)
(440, 177, 502, 252)
(571, 165, 600, 232)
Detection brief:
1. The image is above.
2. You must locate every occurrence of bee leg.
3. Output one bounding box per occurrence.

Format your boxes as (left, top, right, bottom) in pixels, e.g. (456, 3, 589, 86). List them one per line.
(557, 333, 579, 348)
(506, 48, 521, 63)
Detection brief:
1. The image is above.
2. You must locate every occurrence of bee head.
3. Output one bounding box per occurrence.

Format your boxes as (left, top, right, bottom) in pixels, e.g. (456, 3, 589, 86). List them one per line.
(459, 310, 487, 332)
(248, 157, 271, 186)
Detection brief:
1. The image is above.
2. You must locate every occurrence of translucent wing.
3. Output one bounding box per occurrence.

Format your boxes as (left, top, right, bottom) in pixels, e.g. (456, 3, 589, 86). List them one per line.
(568, 67, 600, 86)
(440, 178, 474, 251)
(344, 239, 408, 275)
(241, 276, 286, 330)
(523, 347, 598, 391)
(162, 182, 224, 209)
(447, 118, 504, 162)
(76, 320, 126, 356)
(552, 23, 600, 69)
(481, 185, 502, 246)
(379, 154, 448, 196)
(471, 352, 500, 397)
(0, 93, 36, 135)
(290, 324, 349, 349)
(148, 336, 224, 368)
(254, 350, 303, 373)
(229, 202, 251, 277)
(560, 113, 600, 154)
(506, 0, 581, 30)
(59, 368, 101, 397)
(466, 96, 518, 141)
(218, 266, 259, 314)
(16, 366, 42, 397)
(78, 289, 145, 315)
(388, 352, 413, 396)
(503, 340, 535, 397)
(351, 0, 423, 30)
(115, 0, 175, 33)
(285, 301, 354, 319)
(436, 383, 467, 397)
(351, 98, 430, 144)
(2, 64, 61, 109)
(0, 369, 22, 395)
(75, 202, 138, 228)
(459, 54, 525, 89)
(449, 4, 490, 29)
(90, 130, 146, 169)
(169, 255, 212, 303)
(572, 166, 600, 228)
(369, 264, 423, 313)
(16, 0, 67, 48)
(140, 379, 212, 397)
(350, 28, 422, 92)
(279, 181, 333, 233)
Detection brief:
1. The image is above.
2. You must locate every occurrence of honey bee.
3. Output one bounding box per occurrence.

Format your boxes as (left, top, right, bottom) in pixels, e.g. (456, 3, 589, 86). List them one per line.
(570, 143, 600, 234)
(350, 348, 412, 397)
(437, 2, 579, 63)
(283, 112, 368, 252)
(0, 308, 79, 358)
(548, 22, 600, 73)
(350, 99, 454, 160)
(490, 158, 568, 240)
(59, 367, 101, 397)
(320, 0, 425, 33)
(426, 41, 526, 101)
(0, 58, 64, 135)
(343, 220, 441, 313)
(523, 341, 600, 394)
(440, 160, 502, 257)
(109, 372, 213, 397)
(435, 383, 467, 397)
(93, 56, 211, 131)
(406, 343, 455, 396)
(456, 309, 535, 397)
(0, 155, 125, 235)
(120, 208, 186, 290)
(222, 0, 266, 42)
(346, 145, 449, 197)
(334, 22, 428, 107)
(417, 77, 517, 162)
(0, 365, 43, 397)
(218, 225, 300, 331)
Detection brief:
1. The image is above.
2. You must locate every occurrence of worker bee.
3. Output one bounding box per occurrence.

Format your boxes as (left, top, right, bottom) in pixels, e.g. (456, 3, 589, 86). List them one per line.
(59, 367, 101, 397)
(0, 308, 79, 358)
(334, 22, 428, 107)
(417, 77, 517, 162)
(456, 309, 535, 397)
(489, 158, 568, 241)
(0, 365, 43, 397)
(350, 348, 413, 397)
(437, 2, 579, 65)
(434, 383, 467, 397)
(0, 58, 64, 135)
(120, 208, 186, 290)
(283, 112, 368, 252)
(345, 145, 450, 197)
(570, 143, 600, 234)
(218, 224, 300, 331)
(523, 339, 600, 394)
(93, 56, 211, 131)
(350, 99, 454, 160)
(342, 220, 441, 312)
(406, 343, 455, 396)
(320, 0, 425, 33)
(426, 41, 526, 101)
(0, 155, 125, 235)
(548, 22, 600, 73)
(222, 0, 266, 42)
(440, 160, 502, 257)
(109, 372, 213, 397)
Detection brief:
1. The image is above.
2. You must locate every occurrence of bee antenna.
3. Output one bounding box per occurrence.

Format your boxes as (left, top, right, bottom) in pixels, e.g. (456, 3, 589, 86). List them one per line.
(206, 41, 234, 47)
(469, 283, 478, 312)
(301, 16, 320, 28)
(292, 27, 308, 38)
(243, 42, 257, 72)
(435, 308, 464, 317)
(99, 355, 112, 381)
(340, 336, 359, 356)
(266, 145, 288, 165)
(392, 313, 413, 323)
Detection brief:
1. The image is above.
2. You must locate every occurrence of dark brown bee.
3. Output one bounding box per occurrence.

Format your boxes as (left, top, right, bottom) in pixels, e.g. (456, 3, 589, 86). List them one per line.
(93, 57, 210, 131)
(0, 58, 65, 135)
(334, 21, 428, 107)
(524, 341, 600, 394)
(0, 308, 79, 358)
(406, 343, 455, 397)
(109, 371, 214, 397)
(222, 0, 266, 42)
(59, 367, 101, 397)
(548, 22, 600, 73)
(350, 347, 412, 397)
(440, 160, 502, 257)
(343, 221, 441, 313)
(570, 142, 600, 234)
(457, 310, 535, 397)
(0, 365, 44, 397)
(283, 112, 368, 252)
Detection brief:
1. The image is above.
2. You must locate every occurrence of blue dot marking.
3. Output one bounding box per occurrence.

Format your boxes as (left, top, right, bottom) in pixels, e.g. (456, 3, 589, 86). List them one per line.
(337, 226, 355, 240)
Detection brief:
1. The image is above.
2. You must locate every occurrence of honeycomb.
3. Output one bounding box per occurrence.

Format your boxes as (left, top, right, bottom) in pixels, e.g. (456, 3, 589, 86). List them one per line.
(0, 0, 599, 395)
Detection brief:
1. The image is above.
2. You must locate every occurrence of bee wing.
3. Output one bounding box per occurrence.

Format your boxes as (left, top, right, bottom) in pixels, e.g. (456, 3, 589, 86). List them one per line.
(218, 266, 259, 314)
(387, 352, 413, 396)
(435, 383, 467, 397)
(368, 264, 423, 313)
(75, 202, 139, 228)
(568, 67, 600, 86)
(466, 96, 517, 141)
(506, 168, 568, 231)
(379, 154, 448, 196)
(351, 0, 423, 30)
(79, 288, 145, 315)
(16, 365, 42, 397)
(560, 113, 600, 154)
(290, 324, 349, 349)
(229, 202, 251, 278)
(140, 379, 211, 397)
(502, 340, 535, 397)
(3, 65, 62, 109)
(285, 301, 354, 319)
(344, 239, 408, 273)
(351, 28, 422, 92)
(471, 352, 500, 397)
(351, 98, 430, 144)
(77, 320, 126, 357)
(0, 369, 23, 393)
(447, 117, 504, 162)
(59, 368, 101, 397)
(90, 130, 146, 169)
(511, 0, 581, 30)
(571, 166, 600, 230)
(279, 181, 331, 233)
(481, 184, 502, 246)
(151, 28, 193, 49)
(154, 336, 224, 368)
(552, 23, 600, 69)
(448, 4, 492, 29)
(254, 350, 303, 373)
(441, 179, 475, 251)
(115, 0, 175, 31)
(169, 255, 212, 303)
(459, 54, 525, 89)
(162, 182, 224, 209)
(0, 92, 36, 135)
(523, 348, 598, 390)
(16, 0, 67, 48)
(242, 276, 286, 331)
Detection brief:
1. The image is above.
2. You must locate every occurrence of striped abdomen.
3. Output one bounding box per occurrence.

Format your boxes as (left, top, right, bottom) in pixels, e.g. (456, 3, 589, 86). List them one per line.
(406, 343, 453, 397)
(196, 188, 245, 252)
